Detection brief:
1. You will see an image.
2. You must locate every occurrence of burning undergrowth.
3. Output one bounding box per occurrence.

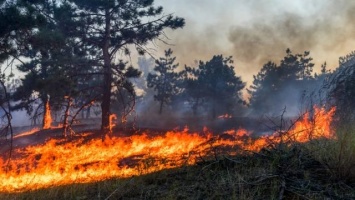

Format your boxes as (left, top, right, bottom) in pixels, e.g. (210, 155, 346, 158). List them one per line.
(0, 106, 338, 194)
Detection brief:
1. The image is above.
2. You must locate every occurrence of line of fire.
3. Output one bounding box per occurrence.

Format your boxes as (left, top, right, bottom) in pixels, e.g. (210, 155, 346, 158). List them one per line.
(0, 0, 355, 199)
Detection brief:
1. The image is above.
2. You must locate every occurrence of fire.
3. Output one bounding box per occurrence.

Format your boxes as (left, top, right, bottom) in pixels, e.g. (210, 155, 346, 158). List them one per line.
(244, 106, 336, 152)
(109, 114, 117, 133)
(42, 101, 52, 130)
(13, 128, 40, 139)
(0, 106, 335, 193)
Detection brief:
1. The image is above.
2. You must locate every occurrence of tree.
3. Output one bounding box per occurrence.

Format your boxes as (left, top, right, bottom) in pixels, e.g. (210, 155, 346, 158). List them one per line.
(184, 55, 245, 118)
(11, 0, 92, 130)
(147, 49, 181, 114)
(325, 51, 355, 123)
(111, 60, 141, 124)
(247, 61, 279, 114)
(248, 49, 315, 115)
(68, 0, 185, 134)
(0, 0, 45, 161)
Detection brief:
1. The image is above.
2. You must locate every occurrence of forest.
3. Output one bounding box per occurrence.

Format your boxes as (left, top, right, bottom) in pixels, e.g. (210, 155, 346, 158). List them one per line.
(1, 0, 354, 134)
(0, 0, 355, 199)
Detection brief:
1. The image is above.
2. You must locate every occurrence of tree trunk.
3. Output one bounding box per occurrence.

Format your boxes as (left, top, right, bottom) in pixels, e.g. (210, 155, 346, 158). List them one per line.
(159, 101, 163, 114)
(62, 97, 72, 137)
(101, 7, 112, 137)
(101, 67, 112, 135)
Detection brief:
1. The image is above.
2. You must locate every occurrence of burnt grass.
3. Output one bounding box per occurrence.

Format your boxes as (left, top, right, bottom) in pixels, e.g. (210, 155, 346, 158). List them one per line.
(1, 135, 355, 200)
(1, 117, 355, 200)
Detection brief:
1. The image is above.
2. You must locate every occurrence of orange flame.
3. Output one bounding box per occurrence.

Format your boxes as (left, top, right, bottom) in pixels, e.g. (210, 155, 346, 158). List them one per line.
(42, 101, 52, 130)
(13, 128, 40, 139)
(0, 106, 335, 193)
(109, 114, 117, 133)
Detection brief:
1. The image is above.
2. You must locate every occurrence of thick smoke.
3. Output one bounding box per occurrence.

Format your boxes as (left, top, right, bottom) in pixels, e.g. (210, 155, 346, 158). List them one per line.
(157, 0, 355, 85)
(129, 0, 355, 130)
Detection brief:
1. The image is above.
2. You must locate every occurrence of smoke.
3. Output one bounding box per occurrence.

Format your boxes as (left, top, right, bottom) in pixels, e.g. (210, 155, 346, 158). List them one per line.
(228, 1, 355, 68)
(11, 110, 32, 126)
(156, 0, 355, 85)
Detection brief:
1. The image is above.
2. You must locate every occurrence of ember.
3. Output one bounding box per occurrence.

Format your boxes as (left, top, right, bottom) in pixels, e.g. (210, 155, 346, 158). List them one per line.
(0, 106, 335, 193)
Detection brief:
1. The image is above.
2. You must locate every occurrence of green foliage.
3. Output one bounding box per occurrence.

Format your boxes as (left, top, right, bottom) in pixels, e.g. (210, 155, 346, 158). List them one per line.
(11, 1, 93, 118)
(0, 1, 43, 63)
(147, 49, 182, 114)
(111, 60, 141, 120)
(68, 0, 184, 132)
(1, 0, 184, 130)
(184, 55, 245, 118)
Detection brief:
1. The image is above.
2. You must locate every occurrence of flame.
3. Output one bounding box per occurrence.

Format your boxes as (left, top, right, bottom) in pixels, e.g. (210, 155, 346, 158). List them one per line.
(109, 114, 117, 133)
(42, 101, 52, 130)
(13, 128, 40, 139)
(0, 106, 335, 193)
(243, 106, 336, 152)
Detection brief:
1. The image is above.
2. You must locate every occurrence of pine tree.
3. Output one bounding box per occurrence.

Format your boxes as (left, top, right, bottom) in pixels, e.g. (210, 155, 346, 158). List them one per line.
(147, 49, 181, 114)
(68, 0, 185, 133)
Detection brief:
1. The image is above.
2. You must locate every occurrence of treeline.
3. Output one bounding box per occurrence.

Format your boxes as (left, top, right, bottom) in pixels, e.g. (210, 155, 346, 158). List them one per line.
(137, 48, 355, 128)
(0, 0, 354, 138)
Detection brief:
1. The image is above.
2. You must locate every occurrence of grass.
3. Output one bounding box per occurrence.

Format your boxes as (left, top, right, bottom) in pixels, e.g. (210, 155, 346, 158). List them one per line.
(1, 126, 355, 199)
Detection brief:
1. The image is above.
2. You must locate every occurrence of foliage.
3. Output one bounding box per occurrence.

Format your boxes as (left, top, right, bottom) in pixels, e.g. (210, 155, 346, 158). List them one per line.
(10, 1, 94, 129)
(0, 0, 184, 132)
(0, 0, 45, 63)
(111, 60, 141, 124)
(147, 49, 182, 114)
(248, 49, 316, 115)
(67, 0, 185, 133)
(184, 55, 245, 118)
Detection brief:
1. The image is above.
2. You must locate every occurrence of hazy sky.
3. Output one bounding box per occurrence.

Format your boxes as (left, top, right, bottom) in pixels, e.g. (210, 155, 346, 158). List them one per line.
(152, 0, 355, 86)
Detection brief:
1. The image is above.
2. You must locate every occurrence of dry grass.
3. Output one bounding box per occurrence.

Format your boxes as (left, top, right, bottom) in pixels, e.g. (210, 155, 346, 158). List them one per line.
(1, 126, 355, 199)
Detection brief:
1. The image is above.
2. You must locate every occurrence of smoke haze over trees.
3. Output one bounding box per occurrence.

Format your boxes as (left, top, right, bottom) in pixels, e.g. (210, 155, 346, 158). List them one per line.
(0, 0, 354, 135)
(155, 0, 355, 85)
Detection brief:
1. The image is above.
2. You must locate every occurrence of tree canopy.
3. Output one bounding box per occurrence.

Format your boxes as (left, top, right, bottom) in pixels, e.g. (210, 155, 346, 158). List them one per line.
(248, 49, 315, 115)
(147, 49, 182, 114)
(68, 0, 185, 134)
(1, 0, 184, 134)
(184, 55, 245, 118)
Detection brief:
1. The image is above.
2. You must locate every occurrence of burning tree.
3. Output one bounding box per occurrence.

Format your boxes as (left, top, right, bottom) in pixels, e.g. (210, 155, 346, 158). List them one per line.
(147, 49, 182, 114)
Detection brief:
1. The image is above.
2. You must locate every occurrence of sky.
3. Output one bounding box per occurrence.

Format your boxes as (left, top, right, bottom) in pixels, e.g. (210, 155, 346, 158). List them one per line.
(152, 0, 355, 87)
